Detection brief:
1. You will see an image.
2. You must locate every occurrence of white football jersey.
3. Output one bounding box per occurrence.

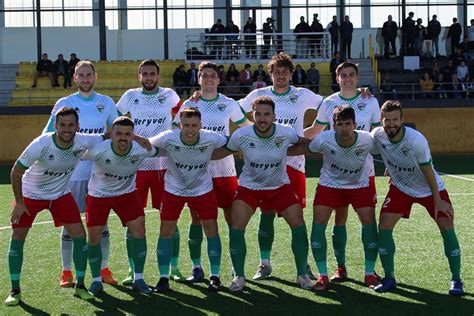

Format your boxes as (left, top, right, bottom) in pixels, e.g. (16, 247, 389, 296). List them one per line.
(18, 133, 102, 200)
(117, 87, 180, 171)
(44, 92, 118, 181)
(174, 94, 247, 178)
(84, 140, 158, 198)
(371, 126, 445, 198)
(315, 92, 381, 176)
(150, 129, 227, 197)
(239, 86, 322, 173)
(309, 130, 374, 189)
(227, 123, 299, 190)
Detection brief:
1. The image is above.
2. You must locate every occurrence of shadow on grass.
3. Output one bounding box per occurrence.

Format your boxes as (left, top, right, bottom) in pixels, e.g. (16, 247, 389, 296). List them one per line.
(17, 301, 49, 315)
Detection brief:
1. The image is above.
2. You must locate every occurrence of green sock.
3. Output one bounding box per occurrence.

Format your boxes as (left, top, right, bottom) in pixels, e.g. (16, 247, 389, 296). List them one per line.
(157, 237, 172, 277)
(72, 237, 87, 285)
(132, 237, 147, 274)
(8, 239, 25, 289)
(378, 229, 395, 279)
(258, 213, 275, 262)
(229, 228, 246, 277)
(171, 226, 180, 268)
(332, 225, 347, 268)
(291, 224, 309, 276)
(311, 223, 328, 275)
(441, 229, 461, 280)
(188, 223, 203, 266)
(125, 229, 134, 272)
(207, 236, 222, 276)
(361, 223, 378, 274)
(87, 243, 102, 279)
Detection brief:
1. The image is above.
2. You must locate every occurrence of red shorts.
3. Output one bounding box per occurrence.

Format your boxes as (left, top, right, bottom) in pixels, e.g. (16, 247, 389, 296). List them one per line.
(234, 184, 300, 214)
(135, 170, 166, 209)
(261, 166, 306, 212)
(213, 176, 238, 209)
(12, 193, 81, 228)
(381, 184, 452, 219)
(160, 190, 218, 221)
(313, 184, 376, 209)
(85, 191, 145, 227)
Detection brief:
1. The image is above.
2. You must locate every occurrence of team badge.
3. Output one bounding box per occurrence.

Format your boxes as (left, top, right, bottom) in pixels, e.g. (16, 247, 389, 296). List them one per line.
(401, 145, 410, 156)
(174, 146, 181, 151)
(199, 146, 208, 153)
(289, 93, 299, 103)
(355, 147, 364, 157)
(73, 150, 82, 157)
(330, 150, 336, 154)
(158, 97, 166, 104)
(274, 136, 285, 148)
(217, 103, 227, 111)
(96, 104, 105, 113)
(130, 155, 140, 164)
(356, 101, 366, 111)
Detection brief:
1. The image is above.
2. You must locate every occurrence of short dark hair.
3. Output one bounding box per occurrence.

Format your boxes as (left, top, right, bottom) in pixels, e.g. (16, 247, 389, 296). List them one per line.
(198, 61, 219, 75)
(252, 96, 275, 112)
(333, 105, 355, 123)
(55, 106, 79, 123)
(112, 116, 134, 129)
(75, 60, 95, 74)
(268, 52, 294, 74)
(138, 59, 160, 74)
(180, 107, 201, 120)
(336, 62, 359, 77)
(381, 100, 403, 117)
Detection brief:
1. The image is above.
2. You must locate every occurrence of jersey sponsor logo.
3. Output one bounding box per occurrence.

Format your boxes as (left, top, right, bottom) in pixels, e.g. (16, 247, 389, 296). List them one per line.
(203, 125, 225, 132)
(386, 160, 415, 172)
(217, 103, 227, 111)
(276, 117, 298, 125)
(43, 167, 74, 177)
(330, 163, 361, 174)
(79, 127, 105, 134)
(134, 117, 167, 126)
(104, 172, 135, 181)
(249, 161, 280, 170)
(175, 162, 206, 171)
(356, 125, 366, 130)
(96, 104, 105, 113)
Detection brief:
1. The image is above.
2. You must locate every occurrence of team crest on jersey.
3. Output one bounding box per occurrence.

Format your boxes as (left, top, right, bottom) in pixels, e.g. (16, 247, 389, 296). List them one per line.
(199, 145, 208, 153)
(289, 93, 299, 103)
(158, 97, 166, 104)
(96, 104, 105, 113)
(355, 147, 365, 157)
(48, 154, 55, 160)
(356, 101, 366, 111)
(130, 155, 140, 164)
(105, 159, 111, 164)
(401, 145, 410, 156)
(274, 136, 285, 148)
(73, 150, 82, 157)
(217, 103, 227, 111)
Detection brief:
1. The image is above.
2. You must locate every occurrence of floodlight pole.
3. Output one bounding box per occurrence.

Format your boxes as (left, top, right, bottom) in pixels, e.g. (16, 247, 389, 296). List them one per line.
(36, 0, 42, 61)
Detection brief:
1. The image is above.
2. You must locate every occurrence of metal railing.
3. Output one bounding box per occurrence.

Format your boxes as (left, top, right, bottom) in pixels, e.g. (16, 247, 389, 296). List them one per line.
(185, 32, 332, 63)
(379, 81, 474, 100)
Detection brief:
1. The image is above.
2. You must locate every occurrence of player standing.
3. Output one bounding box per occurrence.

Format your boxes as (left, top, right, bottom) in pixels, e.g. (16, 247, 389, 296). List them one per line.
(43, 61, 119, 287)
(371, 100, 464, 296)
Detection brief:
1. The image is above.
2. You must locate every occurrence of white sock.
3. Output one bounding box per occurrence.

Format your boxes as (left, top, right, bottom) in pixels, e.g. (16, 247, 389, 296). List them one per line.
(260, 259, 270, 266)
(61, 226, 73, 271)
(134, 273, 144, 281)
(93, 277, 102, 283)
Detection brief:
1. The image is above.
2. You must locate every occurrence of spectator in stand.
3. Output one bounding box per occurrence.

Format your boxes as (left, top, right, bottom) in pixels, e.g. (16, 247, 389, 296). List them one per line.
(428, 15, 441, 57)
(53, 54, 69, 89)
(330, 51, 344, 92)
(448, 73, 462, 99)
(447, 18, 462, 55)
(459, 37, 474, 61)
(262, 18, 275, 59)
(173, 64, 187, 97)
(382, 15, 398, 57)
(186, 62, 199, 95)
(420, 72, 434, 98)
(251, 75, 268, 91)
(31, 53, 56, 88)
(239, 63, 253, 94)
(380, 73, 397, 100)
(431, 62, 441, 79)
(210, 19, 226, 60)
(340, 15, 354, 59)
(224, 76, 241, 100)
(226, 63, 240, 82)
(201, 29, 211, 55)
(294, 16, 311, 58)
(414, 18, 426, 57)
(243, 17, 257, 59)
(450, 48, 466, 65)
(225, 20, 240, 59)
(434, 73, 448, 99)
(66, 53, 80, 88)
(292, 64, 306, 87)
(306, 62, 320, 93)
(402, 12, 415, 55)
(253, 64, 269, 83)
(327, 16, 339, 56)
(310, 14, 324, 58)
(456, 60, 470, 83)
(442, 59, 456, 79)
(218, 65, 226, 92)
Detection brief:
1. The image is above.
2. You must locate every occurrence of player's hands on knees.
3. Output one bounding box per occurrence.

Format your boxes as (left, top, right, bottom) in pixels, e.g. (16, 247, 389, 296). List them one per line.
(434, 199, 454, 220)
(11, 202, 30, 224)
(358, 87, 372, 98)
(189, 90, 202, 102)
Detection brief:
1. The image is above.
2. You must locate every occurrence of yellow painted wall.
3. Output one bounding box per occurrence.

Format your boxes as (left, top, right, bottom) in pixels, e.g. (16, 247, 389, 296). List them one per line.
(1, 108, 473, 162)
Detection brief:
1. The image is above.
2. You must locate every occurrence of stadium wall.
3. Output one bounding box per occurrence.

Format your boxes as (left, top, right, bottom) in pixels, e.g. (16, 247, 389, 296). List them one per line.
(1, 108, 472, 162)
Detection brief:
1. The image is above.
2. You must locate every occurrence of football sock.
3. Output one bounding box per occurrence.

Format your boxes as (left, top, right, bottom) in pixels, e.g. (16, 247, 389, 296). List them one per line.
(100, 224, 110, 270)
(378, 229, 395, 279)
(88, 243, 102, 279)
(188, 223, 203, 267)
(125, 229, 134, 272)
(258, 213, 275, 263)
(229, 228, 246, 277)
(207, 235, 222, 276)
(171, 226, 180, 268)
(132, 236, 147, 276)
(72, 237, 87, 285)
(361, 223, 378, 275)
(332, 225, 347, 268)
(291, 224, 309, 276)
(157, 236, 172, 277)
(311, 223, 328, 275)
(441, 229, 461, 280)
(8, 239, 25, 289)
(60, 227, 73, 271)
